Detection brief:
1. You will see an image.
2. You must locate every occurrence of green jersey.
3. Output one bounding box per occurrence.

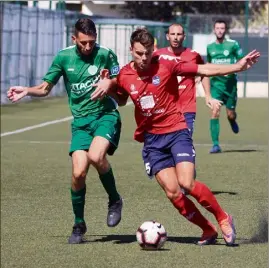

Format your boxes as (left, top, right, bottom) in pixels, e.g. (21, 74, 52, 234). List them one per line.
(43, 44, 120, 118)
(207, 39, 243, 88)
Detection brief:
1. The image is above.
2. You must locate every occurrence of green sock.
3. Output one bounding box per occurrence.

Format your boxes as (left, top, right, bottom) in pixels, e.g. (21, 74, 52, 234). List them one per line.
(99, 168, 120, 202)
(210, 119, 220, 146)
(71, 187, 86, 224)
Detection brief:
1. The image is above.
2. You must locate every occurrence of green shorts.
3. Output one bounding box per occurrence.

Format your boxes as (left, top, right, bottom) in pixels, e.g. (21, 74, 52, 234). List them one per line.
(69, 110, 121, 156)
(211, 84, 238, 110)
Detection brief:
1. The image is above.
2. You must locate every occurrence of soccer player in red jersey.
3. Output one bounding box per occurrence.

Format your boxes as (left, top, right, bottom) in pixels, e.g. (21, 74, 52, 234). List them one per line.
(154, 23, 222, 136)
(92, 28, 259, 246)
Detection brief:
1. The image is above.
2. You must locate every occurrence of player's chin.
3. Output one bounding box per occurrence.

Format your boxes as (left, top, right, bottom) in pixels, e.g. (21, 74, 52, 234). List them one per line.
(82, 50, 92, 56)
(139, 64, 148, 71)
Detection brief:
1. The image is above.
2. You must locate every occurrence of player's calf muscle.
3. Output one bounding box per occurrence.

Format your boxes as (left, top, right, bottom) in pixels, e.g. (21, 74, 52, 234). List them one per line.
(226, 110, 236, 120)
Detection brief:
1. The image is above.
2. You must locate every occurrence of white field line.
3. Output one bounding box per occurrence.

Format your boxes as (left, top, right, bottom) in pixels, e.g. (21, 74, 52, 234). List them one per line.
(1, 101, 133, 137)
(1, 117, 72, 137)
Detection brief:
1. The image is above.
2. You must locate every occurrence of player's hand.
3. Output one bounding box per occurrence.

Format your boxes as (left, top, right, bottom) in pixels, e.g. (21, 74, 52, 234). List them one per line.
(206, 97, 223, 110)
(236, 50, 260, 71)
(7, 86, 28, 102)
(91, 69, 111, 100)
(195, 76, 201, 84)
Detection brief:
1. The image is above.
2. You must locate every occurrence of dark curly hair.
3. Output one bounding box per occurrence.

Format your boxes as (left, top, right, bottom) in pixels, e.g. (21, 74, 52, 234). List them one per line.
(74, 18, 97, 36)
(130, 28, 154, 48)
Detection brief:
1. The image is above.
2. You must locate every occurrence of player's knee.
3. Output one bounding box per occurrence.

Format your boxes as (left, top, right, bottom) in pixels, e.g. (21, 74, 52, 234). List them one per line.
(72, 169, 87, 182)
(88, 151, 106, 168)
(227, 113, 236, 121)
(165, 189, 181, 201)
(179, 180, 195, 192)
(212, 109, 219, 118)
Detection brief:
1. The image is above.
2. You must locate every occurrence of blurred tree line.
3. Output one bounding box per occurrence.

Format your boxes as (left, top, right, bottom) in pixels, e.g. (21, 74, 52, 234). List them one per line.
(120, 1, 268, 22)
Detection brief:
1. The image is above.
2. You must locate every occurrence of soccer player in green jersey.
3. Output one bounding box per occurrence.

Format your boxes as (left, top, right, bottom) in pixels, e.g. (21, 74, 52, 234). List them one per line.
(207, 20, 244, 153)
(7, 18, 123, 244)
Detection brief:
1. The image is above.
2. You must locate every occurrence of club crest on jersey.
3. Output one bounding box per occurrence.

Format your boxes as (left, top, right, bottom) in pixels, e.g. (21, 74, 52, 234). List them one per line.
(152, 75, 160, 85)
(88, 65, 98, 75)
(223, 50, 229, 56)
(237, 48, 243, 55)
(111, 65, 120, 75)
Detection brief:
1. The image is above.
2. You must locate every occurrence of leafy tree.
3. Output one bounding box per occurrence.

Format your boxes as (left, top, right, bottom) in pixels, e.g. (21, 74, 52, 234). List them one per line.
(121, 1, 268, 22)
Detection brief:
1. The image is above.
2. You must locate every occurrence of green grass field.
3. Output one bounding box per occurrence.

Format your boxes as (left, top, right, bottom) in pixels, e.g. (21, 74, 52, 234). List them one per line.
(1, 97, 268, 268)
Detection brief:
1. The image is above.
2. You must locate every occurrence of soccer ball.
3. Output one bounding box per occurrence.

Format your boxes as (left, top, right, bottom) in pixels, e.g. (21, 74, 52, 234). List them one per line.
(136, 221, 167, 250)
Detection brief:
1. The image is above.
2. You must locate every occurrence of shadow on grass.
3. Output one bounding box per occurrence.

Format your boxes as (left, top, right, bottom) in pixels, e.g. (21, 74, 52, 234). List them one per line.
(87, 235, 198, 244)
(53, 234, 245, 247)
(86, 234, 136, 244)
(169, 237, 240, 247)
(140, 248, 170, 251)
(212, 191, 238, 195)
(241, 215, 268, 244)
(83, 235, 240, 246)
(222, 149, 260, 153)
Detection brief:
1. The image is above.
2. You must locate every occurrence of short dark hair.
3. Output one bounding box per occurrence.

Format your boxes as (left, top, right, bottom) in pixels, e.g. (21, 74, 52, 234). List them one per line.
(130, 28, 154, 48)
(74, 18, 97, 36)
(214, 19, 228, 29)
(167, 23, 185, 35)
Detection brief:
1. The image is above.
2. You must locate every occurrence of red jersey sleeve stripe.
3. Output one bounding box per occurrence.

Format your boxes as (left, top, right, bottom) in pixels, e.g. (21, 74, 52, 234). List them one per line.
(174, 63, 198, 76)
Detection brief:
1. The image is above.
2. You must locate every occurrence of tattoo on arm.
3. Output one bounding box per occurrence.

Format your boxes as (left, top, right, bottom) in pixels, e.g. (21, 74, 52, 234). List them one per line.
(43, 83, 53, 95)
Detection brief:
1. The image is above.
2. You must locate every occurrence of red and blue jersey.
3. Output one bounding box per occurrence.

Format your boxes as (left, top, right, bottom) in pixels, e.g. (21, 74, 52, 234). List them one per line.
(117, 57, 198, 142)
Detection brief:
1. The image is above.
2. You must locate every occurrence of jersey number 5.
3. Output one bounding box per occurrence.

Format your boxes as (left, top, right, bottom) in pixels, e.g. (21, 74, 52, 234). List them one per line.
(145, 162, 151, 175)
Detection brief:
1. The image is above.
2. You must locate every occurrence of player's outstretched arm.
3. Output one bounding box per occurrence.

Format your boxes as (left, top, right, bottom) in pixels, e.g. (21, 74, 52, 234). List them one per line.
(91, 69, 118, 101)
(90, 69, 128, 105)
(7, 82, 54, 103)
(91, 77, 118, 100)
(197, 50, 260, 77)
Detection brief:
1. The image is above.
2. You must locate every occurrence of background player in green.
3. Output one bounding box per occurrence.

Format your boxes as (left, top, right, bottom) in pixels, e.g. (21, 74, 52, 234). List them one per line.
(207, 20, 244, 153)
(7, 18, 123, 244)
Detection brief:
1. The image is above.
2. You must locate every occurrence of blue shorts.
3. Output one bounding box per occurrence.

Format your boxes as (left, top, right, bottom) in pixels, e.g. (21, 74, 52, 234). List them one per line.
(142, 129, 196, 178)
(184, 112, 196, 137)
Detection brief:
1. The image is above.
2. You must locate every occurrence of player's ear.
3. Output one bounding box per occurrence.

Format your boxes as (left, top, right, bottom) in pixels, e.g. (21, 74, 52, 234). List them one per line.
(166, 33, 169, 41)
(71, 35, 76, 45)
(129, 46, 133, 52)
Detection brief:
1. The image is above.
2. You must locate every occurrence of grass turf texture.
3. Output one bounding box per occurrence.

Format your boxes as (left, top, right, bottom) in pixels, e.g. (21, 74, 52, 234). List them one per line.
(1, 97, 268, 268)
